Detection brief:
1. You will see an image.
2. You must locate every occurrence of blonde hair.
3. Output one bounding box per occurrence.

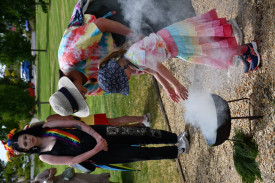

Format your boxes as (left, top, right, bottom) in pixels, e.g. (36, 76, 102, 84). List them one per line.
(98, 44, 129, 69)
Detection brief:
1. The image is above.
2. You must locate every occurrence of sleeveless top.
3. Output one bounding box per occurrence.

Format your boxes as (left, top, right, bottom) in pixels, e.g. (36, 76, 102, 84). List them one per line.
(39, 128, 97, 157)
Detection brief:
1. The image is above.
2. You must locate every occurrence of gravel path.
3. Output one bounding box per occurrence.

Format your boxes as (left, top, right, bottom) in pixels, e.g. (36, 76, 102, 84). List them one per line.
(159, 1, 274, 182)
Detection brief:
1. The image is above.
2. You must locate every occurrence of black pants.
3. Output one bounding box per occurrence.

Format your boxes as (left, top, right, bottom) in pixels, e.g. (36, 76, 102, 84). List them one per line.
(90, 126, 178, 164)
(84, 0, 196, 46)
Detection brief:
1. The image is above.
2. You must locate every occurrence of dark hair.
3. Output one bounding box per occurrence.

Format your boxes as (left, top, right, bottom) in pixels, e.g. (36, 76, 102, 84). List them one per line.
(10, 125, 44, 154)
(59, 69, 65, 79)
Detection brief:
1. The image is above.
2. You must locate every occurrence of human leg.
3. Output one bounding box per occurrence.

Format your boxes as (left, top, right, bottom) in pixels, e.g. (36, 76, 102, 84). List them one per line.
(155, 63, 188, 100)
(108, 115, 150, 127)
(91, 145, 178, 164)
(91, 126, 177, 145)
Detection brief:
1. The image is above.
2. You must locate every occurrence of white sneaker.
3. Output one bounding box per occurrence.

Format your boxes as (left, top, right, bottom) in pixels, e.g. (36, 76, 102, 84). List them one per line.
(178, 131, 189, 143)
(142, 113, 151, 127)
(177, 131, 190, 154)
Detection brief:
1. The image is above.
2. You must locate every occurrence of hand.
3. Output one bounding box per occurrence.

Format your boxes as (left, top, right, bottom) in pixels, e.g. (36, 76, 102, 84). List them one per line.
(130, 68, 144, 75)
(175, 85, 188, 100)
(46, 177, 53, 183)
(166, 87, 180, 103)
(95, 135, 108, 151)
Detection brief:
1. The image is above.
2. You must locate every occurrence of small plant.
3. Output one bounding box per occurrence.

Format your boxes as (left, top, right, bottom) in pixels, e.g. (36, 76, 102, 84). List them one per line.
(233, 129, 263, 183)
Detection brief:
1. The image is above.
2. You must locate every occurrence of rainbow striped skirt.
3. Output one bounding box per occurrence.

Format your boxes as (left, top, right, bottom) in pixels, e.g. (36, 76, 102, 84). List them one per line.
(157, 9, 238, 69)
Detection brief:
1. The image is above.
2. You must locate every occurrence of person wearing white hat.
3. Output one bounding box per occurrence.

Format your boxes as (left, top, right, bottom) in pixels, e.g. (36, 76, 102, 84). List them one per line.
(46, 113, 151, 128)
(49, 76, 151, 127)
(49, 76, 90, 117)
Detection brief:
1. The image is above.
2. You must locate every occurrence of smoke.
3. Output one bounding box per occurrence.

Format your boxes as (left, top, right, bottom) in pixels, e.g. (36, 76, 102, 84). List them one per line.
(183, 90, 218, 145)
(118, 0, 196, 36)
(117, 0, 243, 145)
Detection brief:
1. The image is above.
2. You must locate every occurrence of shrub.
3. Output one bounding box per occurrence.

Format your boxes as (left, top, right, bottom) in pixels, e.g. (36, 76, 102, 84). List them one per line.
(233, 129, 263, 183)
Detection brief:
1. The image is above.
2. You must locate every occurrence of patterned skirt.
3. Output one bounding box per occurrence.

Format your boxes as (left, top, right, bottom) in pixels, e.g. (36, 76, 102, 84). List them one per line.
(157, 9, 238, 69)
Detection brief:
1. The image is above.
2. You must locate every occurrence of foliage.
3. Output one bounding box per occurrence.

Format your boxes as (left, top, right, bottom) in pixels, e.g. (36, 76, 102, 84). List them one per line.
(0, 160, 6, 183)
(0, 31, 35, 65)
(4, 64, 21, 79)
(38, 0, 49, 13)
(2, 154, 31, 182)
(233, 129, 263, 183)
(0, 77, 35, 138)
(0, 0, 35, 33)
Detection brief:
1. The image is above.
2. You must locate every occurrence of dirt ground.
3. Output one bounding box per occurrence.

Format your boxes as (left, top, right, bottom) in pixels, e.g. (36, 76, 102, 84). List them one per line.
(159, 0, 274, 182)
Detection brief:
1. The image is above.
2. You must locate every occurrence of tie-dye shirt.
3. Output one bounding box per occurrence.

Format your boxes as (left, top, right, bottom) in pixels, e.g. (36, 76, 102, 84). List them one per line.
(124, 33, 170, 71)
(58, 0, 115, 95)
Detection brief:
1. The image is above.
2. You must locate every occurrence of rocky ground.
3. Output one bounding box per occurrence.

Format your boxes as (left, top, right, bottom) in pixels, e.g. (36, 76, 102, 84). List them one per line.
(159, 0, 274, 182)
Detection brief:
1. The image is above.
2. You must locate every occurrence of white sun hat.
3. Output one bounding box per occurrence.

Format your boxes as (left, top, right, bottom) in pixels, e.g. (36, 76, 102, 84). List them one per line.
(49, 76, 90, 117)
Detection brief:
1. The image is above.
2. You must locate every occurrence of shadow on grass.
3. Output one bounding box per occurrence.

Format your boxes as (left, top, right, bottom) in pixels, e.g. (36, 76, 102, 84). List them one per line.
(120, 81, 160, 182)
(121, 169, 136, 183)
(45, 12, 50, 51)
(142, 83, 160, 127)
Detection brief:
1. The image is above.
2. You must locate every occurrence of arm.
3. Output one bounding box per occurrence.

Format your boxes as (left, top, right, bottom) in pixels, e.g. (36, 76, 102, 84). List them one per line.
(144, 68, 180, 103)
(40, 148, 102, 165)
(94, 18, 133, 36)
(43, 120, 108, 159)
(42, 120, 100, 137)
(46, 114, 75, 122)
(154, 63, 188, 100)
(129, 67, 145, 75)
(43, 120, 106, 144)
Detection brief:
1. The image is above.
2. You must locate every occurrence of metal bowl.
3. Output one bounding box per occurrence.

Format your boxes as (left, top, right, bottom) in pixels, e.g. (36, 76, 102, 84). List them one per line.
(209, 94, 231, 146)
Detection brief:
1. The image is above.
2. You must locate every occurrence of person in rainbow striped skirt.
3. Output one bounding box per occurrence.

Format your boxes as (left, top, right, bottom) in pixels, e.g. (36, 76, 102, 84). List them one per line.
(97, 9, 261, 102)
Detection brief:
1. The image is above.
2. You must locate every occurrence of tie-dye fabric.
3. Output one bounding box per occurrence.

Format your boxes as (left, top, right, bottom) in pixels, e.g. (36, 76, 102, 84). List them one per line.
(125, 33, 169, 70)
(58, 0, 115, 96)
(125, 9, 237, 70)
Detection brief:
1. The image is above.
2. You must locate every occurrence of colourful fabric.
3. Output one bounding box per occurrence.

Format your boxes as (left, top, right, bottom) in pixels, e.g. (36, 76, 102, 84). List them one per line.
(73, 114, 109, 125)
(1, 129, 19, 162)
(58, 0, 115, 96)
(94, 114, 109, 125)
(68, 0, 86, 27)
(125, 9, 238, 70)
(42, 129, 80, 147)
(125, 33, 169, 70)
(93, 163, 138, 171)
(98, 59, 130, 96)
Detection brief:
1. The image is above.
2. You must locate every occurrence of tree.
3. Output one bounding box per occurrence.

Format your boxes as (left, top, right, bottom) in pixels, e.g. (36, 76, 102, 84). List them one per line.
(0, 78, 35, 125)
(0, 84, 35, 119)
(0, 31, 35, 64)
(0, 160, 6, 183)
(35, 0, 49, 13)
(0, 78, 32, 138)
(0, 0, 35, 33)
(3, 156, 26, 182)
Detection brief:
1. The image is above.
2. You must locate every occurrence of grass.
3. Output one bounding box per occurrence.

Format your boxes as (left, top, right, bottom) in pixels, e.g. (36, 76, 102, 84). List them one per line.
(35, 0, 181, 182)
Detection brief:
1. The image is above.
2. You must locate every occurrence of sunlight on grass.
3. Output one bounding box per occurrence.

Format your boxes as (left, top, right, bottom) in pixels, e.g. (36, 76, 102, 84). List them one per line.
(35, 1, 181, 182)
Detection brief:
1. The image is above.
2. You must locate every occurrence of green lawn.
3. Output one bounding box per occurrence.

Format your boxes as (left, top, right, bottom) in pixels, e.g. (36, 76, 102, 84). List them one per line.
(35, 1, 180, 182)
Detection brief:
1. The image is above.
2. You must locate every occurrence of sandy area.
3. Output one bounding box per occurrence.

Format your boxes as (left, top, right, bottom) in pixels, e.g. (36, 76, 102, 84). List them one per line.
(159, 0, 274, 182)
